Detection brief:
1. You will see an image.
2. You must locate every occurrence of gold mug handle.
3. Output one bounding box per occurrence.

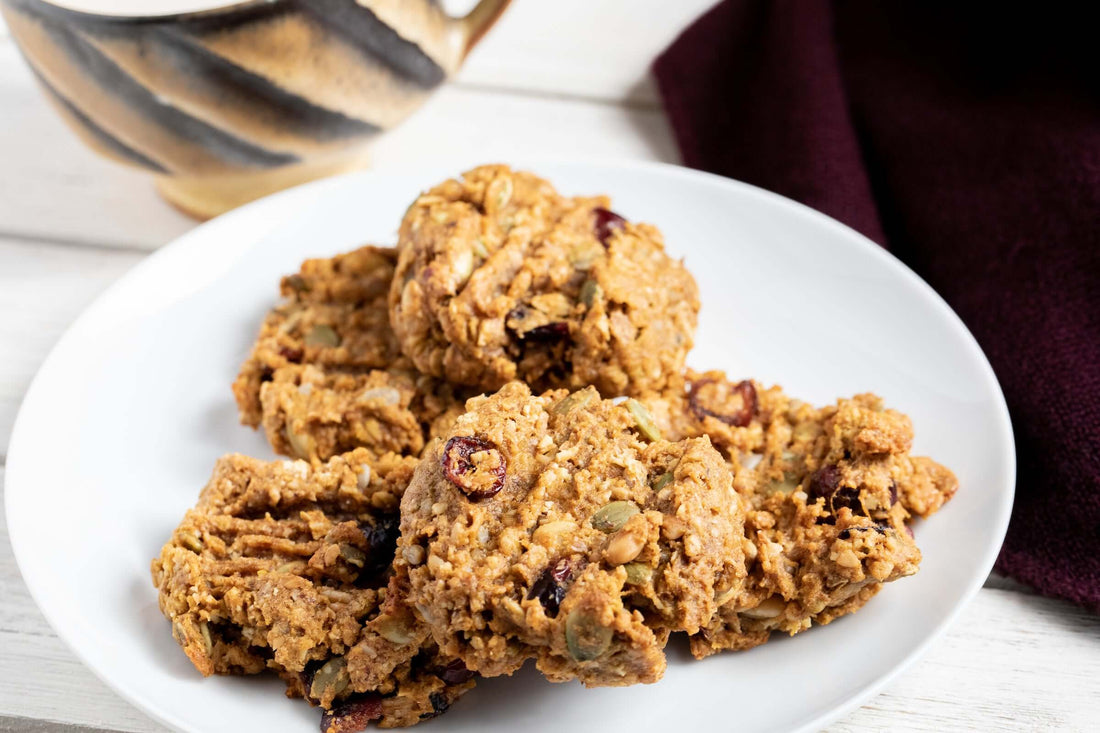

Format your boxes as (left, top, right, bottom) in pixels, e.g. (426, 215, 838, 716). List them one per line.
(459, 0, 513, 57)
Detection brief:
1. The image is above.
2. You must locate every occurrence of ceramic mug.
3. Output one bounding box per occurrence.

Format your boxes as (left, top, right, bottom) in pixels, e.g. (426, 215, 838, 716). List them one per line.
(0, 0, 512, 218)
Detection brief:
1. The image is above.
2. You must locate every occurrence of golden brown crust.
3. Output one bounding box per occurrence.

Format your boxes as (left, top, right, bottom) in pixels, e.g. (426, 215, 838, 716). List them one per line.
(232, 246, 405, 427)
(232, 245, 469, 463)
(398, 382, 745, 686)
(641, 371, 956, 657)
(389, 165, 700, 396)
(150, 450, 475, 728)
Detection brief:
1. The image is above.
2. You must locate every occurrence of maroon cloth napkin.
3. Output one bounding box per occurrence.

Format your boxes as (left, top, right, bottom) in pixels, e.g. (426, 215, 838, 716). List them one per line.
(654, 1, 1100, 610)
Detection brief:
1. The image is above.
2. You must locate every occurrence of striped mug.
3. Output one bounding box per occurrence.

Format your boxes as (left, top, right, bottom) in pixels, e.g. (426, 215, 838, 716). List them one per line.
(1, 0, 512, 218)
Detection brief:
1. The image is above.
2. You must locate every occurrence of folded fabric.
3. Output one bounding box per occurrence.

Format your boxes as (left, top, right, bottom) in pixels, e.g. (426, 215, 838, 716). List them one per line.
(653, 0, 1100, 610)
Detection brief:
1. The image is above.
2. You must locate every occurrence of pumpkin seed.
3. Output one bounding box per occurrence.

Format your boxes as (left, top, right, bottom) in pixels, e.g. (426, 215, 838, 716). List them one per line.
(651, 471, 674, 491)
(579, 279, 602, 308)
(625, 399, 661, 441)
(373, 614, 417, 645)
(304, 324, 341, 348)
(553, 389, 596, 415)
(565, 608, 613, 661)
(339, 544, 367, 568)
(590, 502, 639, 533)
(309, 656, 350, 701)
(623, 563, 653, 585)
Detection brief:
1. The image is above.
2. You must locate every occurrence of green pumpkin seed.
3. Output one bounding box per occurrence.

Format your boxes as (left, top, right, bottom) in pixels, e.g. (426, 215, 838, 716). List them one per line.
(553, 389, 596, 415)
(623, 563, 653, 585)
(373, 614, 417, 645)
(565, 608, 613, 661)
(625, 399, 661, 442)
(304, 324, 341, 348)
(579, 279, 602, 308)
(339, 544, 367, 568)
(651, 472, 674, 491)
(309, 656, 350, 701)
(590, 501, 640, 533)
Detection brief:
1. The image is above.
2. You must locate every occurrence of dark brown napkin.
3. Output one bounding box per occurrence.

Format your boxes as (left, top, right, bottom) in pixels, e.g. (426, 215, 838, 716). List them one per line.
(654, 1, 1100, 610)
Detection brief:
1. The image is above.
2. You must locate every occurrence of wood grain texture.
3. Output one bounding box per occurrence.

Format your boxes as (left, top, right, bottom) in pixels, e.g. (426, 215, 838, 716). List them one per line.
(0, 237, 144, 460)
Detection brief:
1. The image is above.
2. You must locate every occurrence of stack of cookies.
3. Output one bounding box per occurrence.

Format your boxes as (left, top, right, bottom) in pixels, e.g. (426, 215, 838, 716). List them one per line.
(152, 165, 958, 730)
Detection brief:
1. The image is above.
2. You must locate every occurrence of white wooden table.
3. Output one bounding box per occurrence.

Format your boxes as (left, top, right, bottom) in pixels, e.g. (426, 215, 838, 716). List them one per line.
(1, 2, 1097, 731)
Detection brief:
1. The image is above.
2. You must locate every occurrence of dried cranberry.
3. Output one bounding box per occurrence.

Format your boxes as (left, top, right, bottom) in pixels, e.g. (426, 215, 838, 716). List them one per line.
(831, 487, 866, 515)
(278, 345, 304, 363)
(807, 465, 842, 501)
(428, 692, 450, 716)
(889, 481, 899, 506)
(436, 659, 476, 685)
(320, 696, 383, 732)
(521, 321, 570, 343)
(359, 515, 400, 578)
(526, 557, 577, 618)
(593, 207, 627, 245)
(260, 367, 274, 384)
(688, 378, 757, 427)
(815, 515, 836, 526)
(442, 436, 507, 500)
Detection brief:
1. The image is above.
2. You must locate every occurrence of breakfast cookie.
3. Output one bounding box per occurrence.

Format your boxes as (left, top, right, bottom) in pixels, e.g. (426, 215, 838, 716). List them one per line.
(259, 364, 469, 462)
(389, 165, 700, 396)
(151, 450, 476, 728)
(398, 382, 745, 687)
(640, 371, 956, 656)
(645, 371, 959, 520)
(232, 245, 469, 462)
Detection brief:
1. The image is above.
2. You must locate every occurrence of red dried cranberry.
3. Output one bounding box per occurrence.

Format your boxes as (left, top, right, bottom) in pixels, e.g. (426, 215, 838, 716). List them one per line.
(807, 465, 842, 501)
(359, 515, 400, 578)
(442, 436, 506, 500)
(526, 557, 577, 618)
(688, 378, 757, 427)
(320, 696, 383, 732)
(831, 487, 866, 515)
(521, 321, 570, 343)
(436, 659, 476, 685)
(593, 207, 627, 245)
(278, 345, 304, 363)
(424, 692, 450, 718)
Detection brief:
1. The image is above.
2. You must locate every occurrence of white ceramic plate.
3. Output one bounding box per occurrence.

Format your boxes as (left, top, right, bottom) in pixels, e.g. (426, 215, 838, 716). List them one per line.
(5, 161, 1014, 733)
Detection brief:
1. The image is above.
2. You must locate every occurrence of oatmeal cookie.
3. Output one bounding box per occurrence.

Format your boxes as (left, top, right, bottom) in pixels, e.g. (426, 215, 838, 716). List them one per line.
(641, 371, 956, 656)
(260, 364, 469, 462)
(389, 165, 700, 396)
(398, 382, 745, 687)
(645, 371, 959, 519)
(232, 245, 469, 462)
(151, 450, 476, 728)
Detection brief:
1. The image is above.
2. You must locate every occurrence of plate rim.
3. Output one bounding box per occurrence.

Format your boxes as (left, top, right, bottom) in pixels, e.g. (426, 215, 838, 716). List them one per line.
(4, 157, 1016, 733)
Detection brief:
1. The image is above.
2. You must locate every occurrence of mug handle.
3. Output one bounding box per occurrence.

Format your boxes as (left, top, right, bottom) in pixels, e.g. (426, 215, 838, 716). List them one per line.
(459, 0, 513, 57)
